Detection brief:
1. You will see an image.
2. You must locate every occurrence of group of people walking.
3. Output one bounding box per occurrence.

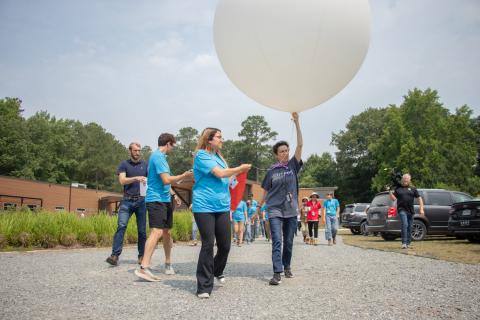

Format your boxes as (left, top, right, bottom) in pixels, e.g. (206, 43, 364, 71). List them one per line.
(105, 113, 305, 298)
(299, 192, 340, 246)
(231, 194, 271, 246)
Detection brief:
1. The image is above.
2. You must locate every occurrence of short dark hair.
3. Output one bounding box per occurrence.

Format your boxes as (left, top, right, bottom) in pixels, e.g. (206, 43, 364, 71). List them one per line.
(158, 133, 176, 147)
(272, 141, 289, 155)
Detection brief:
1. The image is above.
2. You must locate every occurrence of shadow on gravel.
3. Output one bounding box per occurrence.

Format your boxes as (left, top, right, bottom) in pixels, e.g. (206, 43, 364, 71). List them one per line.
(161, 279, 197, 293)
(122, 259, 140, 265)
(223, 262, 272, 280)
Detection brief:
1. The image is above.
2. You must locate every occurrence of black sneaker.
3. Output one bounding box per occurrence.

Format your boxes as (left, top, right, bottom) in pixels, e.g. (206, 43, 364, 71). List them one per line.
(284, 269, 294, 278)
(269, 272, 282, 285)
(106, 255, 118, 266)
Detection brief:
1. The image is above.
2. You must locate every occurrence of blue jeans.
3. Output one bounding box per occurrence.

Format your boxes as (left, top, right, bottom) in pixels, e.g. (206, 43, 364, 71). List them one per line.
(111, 199, 147, 258)
(269, 216, 297, 273)
(325, 215, 338, 240)
(259, 220, 266, 237)
(192, 219, 198, 241)
(398, 210, 413, 245)
(244, 223, 252, 242)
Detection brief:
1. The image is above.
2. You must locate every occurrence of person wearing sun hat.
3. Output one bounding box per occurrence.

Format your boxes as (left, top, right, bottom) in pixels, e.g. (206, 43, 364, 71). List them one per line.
(307, 192, 322, 245)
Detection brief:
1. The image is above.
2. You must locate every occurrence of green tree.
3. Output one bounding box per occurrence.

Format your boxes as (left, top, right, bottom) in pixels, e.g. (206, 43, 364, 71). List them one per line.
(237, 115, 277, 181)
(371, 88, 479, 195)
(75, 123, 127, 191)
(299, 153, 337, 188)
(141, 145, 152, 163)
(331, 107, 388, 203)
(0, 98, 34, 178)
(169, 127, 198, 174)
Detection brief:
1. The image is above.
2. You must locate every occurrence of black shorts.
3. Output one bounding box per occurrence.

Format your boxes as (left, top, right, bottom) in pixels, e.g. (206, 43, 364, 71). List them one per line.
(146, 202, 173, 229)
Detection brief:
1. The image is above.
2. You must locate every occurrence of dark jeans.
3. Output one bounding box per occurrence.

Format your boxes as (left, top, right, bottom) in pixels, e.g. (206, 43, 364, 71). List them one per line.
(308, 221, 319, 238)
(269, 216, 297, 273)
(111, 199, 147, 258)
(194, 212, 231, 294)
(398, 210, 413, 245)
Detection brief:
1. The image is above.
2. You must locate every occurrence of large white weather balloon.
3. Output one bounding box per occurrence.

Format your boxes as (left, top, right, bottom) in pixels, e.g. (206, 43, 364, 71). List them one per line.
(213, 0, 371, 112)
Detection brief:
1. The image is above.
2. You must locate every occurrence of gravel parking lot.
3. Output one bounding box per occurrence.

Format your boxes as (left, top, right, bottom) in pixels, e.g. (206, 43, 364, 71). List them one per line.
(1, 235, 479, 320)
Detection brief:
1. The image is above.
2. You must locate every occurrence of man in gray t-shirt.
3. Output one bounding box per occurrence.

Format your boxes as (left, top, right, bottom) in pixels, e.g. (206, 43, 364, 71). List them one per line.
(258, 112, 303, 286)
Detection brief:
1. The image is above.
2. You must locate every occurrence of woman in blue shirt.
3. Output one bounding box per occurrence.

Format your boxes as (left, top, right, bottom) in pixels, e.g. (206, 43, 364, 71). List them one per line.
(192, 127, 251, 299)
(232, 200, 248, 246)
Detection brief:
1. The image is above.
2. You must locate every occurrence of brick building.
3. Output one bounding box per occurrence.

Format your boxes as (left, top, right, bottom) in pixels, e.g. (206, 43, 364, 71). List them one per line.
(0, 175, 122, 215)
(0, 175, 337, 214)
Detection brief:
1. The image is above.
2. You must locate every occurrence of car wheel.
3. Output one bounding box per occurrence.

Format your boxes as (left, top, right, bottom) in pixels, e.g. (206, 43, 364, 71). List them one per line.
(360, 221, 369, 236)
(350, 228, 361, 235)
(411, 220, 427, 241)
(381, 233, 397, 241)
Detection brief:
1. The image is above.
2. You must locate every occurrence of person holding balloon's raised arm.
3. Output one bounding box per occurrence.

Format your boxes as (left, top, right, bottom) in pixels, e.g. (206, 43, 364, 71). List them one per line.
(257, 112, 303, 285)
(192, 128, 251, 299)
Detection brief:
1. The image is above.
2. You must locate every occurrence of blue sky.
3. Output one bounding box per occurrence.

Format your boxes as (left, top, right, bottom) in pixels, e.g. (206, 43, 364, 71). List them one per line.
(1, 0, 479, 158)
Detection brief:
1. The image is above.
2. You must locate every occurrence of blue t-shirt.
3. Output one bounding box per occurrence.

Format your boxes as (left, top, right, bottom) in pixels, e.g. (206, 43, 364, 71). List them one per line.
(232, 200, 247, 221)
(261, 157, 302, 218)
(247, 199, 257, 217)
(117, 159, 148, 197)
(324, 198, 340, 216)
(247, 206, 256, 218)
(261, 204, 268, 219)
(192, 150, 230, 213)
(145, 150, 171, 203)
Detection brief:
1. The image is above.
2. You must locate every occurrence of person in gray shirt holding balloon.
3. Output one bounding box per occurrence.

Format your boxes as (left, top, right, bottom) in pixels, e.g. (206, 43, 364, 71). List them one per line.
(258, 112, 303, 286)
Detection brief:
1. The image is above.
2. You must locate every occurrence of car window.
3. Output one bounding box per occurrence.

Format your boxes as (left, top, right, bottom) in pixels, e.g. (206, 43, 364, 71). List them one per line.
(413, 190, 424, 205)
(452, 192, 473, 203)
(426, 191, 452, 206)
(354, 205, 367, 212)
(370, 194, 392, 207)
(343, 206, 354, 213)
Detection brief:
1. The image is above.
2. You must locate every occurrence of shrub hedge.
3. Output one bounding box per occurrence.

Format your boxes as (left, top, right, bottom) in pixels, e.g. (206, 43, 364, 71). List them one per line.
(0, 209, 195, 249)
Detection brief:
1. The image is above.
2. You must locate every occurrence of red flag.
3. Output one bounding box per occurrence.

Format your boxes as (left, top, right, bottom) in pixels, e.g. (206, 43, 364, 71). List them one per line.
(230, 172, 247, 211)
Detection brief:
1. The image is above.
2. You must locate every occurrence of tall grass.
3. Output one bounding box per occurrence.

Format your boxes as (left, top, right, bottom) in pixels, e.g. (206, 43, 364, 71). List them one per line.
(0, 209, 194, 250)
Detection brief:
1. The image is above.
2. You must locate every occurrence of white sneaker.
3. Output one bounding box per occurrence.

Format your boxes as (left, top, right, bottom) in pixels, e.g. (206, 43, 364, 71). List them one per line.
(215, 275, 226, 286)
(197, 292, 210, 299)
(401, 244, 407, 249)
(135, 267, 161, 282)
(165, 264, 175, 275)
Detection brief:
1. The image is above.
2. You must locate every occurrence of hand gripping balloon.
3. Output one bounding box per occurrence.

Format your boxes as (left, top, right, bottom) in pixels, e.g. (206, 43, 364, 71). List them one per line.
(214, 0, 371, 112)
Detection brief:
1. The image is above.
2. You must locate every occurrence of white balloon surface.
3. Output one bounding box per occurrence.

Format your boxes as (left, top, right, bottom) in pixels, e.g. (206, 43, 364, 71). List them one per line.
(214, 0, 371, 112)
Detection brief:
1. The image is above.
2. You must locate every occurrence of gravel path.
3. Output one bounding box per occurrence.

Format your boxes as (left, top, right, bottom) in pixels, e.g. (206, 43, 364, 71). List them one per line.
(1, 235, 479, 320)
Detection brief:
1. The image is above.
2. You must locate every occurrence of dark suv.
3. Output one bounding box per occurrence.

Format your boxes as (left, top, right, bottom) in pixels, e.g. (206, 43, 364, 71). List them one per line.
(341, 203, 370, 235)
(448, 200, 480, 243)
(366, 189, 472, 241)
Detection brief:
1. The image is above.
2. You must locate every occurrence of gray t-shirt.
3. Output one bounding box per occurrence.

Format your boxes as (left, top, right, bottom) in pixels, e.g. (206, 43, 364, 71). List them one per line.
(261, 157, 302, 219)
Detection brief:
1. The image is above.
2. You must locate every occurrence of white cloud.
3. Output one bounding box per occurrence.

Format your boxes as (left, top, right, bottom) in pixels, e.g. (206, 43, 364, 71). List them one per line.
(193, 53, 216, 68)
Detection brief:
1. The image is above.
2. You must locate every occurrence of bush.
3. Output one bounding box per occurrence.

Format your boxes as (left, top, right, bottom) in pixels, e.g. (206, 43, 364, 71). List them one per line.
(38, 233, 58, 248)
(172, 211, 193, 242)
(60, 233, 77, 247)
(0, 209, 195, 250)
(82, 232, 98, 247)
(98, 234, 112, 246)
(0, 234, 7, 248)
(16, 232, 32, 247)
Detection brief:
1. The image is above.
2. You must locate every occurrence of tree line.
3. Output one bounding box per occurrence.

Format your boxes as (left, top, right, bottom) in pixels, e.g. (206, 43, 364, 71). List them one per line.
(0, 98, 278, 191)
(1, 88, 479, 202)
(301, 88, 480, 204)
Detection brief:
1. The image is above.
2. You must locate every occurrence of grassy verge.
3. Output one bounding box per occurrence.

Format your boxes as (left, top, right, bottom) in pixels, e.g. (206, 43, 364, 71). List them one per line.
(0, 209, 194, 251)
(340, 230, 480, 264)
